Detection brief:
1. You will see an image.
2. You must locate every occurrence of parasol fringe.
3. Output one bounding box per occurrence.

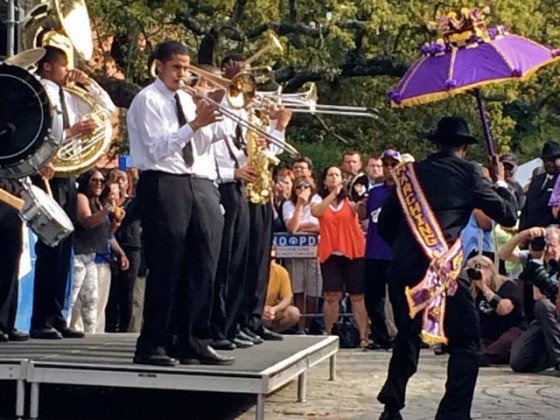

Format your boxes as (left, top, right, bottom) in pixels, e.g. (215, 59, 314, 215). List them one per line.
(391, 55, 560, 108)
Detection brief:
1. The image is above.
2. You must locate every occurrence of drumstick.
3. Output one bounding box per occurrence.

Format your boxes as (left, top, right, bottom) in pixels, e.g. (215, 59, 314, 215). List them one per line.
(43, 178, 53, 198)
(0, 187, 24, 211)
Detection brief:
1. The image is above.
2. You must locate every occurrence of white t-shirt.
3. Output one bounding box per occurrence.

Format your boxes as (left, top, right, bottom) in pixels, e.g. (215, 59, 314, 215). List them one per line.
(282, 194, 322, 227)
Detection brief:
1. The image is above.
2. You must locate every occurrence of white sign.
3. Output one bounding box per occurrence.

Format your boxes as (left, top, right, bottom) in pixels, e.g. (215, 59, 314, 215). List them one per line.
(273, 233, 318, 259)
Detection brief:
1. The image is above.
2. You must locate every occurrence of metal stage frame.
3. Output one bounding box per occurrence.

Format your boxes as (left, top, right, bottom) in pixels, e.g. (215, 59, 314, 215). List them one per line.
(0, 334, 338, 419)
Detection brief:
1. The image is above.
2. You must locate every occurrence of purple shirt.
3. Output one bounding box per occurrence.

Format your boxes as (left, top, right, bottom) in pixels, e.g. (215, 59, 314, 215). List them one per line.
(365, 183, 392, 260)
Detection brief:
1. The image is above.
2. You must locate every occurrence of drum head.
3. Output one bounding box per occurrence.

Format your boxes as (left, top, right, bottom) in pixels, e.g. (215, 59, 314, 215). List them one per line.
(0, 63, 51, 166)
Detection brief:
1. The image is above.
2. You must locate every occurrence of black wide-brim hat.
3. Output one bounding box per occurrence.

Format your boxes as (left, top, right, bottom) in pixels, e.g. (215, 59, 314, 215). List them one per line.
(427, 116, 478, 146)
(541, 140, 560, 159)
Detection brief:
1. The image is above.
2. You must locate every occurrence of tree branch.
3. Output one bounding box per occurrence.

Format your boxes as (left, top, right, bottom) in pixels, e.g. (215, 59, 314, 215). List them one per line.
(230, 0, 247, 24)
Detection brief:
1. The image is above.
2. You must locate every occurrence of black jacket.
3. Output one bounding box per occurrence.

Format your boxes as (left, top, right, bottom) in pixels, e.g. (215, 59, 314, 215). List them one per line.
(519, 172, 557, 230)
(378, 150, 518, 286)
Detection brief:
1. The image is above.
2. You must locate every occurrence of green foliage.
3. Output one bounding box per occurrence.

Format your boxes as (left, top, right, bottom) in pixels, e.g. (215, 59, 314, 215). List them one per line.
(87, 0, 560, 167)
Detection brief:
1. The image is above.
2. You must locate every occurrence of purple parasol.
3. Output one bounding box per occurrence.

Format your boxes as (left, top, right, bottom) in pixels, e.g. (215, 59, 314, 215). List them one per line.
(388, 7, 560, 155)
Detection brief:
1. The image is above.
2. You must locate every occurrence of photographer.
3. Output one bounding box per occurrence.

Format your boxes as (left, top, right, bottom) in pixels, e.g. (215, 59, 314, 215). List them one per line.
(466, 256, 525, 365)
(497, 226, 560, 373)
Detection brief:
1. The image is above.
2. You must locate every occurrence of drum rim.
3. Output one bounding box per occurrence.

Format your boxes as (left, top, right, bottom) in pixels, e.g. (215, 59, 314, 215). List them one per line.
(22, 184, 74, 231)
(0, 63, 51, 164)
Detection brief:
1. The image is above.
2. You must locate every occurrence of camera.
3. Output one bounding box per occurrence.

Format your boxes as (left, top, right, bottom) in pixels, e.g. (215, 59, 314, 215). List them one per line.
(519, 259, 558, 301)
(530, 236, 547, 252)
(466, 263, 482, 281)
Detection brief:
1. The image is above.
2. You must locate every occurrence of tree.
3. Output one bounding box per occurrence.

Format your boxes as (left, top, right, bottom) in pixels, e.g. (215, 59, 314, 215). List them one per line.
(87, 0, 560, 165)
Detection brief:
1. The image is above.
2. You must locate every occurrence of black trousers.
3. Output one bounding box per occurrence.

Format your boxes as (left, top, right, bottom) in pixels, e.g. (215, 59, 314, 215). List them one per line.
(178, 178, 223, 354)
(364, 259, 393, 347)
(0, 205, 22, 334)
(136, 173, 223, 357)
(105, 247, 142, 332)
(240, 201, 273, 331)
(211, 182, 250, 340)
(31, 177, 76, 331)
(377, 277, 481, 420)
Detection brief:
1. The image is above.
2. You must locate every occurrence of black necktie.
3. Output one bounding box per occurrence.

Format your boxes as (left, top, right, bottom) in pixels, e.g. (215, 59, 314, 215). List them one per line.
(175, 93, 193, 167)
(233, 123, 243, 150)
(59, 87, 70, 129)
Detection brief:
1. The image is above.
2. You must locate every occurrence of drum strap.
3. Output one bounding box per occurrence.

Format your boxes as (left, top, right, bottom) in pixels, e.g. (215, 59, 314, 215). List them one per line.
(392, 162, 463, 345)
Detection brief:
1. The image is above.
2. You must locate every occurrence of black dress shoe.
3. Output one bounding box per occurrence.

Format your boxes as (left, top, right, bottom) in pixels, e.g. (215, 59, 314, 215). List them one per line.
(30, 328, 63, 340)
(133, 353, 178, 366)
(0, 332, 8, 342)
(232, 336, 254, 348)
(210, 339, 236, 351)
(240, 328, 264, 344)
(238, 329, 263, 345)
(180, 345, 235, 365)
(378, 408, 403, 420)
(8, 330, 30, 342)
(256, 326, 283, 341)
(58, 328, 85, 338)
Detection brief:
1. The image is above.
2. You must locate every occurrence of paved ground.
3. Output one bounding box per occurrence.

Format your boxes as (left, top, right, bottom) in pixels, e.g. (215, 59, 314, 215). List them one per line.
(241, 348, 560, 420)
(1, 347, 558, 419)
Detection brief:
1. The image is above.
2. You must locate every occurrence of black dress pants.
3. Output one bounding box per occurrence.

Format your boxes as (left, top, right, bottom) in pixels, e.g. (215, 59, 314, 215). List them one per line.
(136, 171, 194, 357)
(105, 247, 141, 332)
(377, 277, 481, 420)
(178, 178, 223, 355)
(31, 177, 76, 332)
(0, 205, 22, 334)
(211, 182, 250, 340)
(240, 201, 273, 331)
(364, 258, 393, 347)
(135, 173, 223, 358)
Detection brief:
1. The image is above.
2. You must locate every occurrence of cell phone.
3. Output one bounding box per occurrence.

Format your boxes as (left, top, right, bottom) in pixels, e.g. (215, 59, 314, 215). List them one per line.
(109, 183, 120, 196)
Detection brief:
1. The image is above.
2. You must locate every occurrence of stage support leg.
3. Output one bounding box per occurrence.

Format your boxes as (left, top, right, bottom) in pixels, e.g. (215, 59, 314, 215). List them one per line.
(329, 354, 336, 381)
(16, 379, 24, 419)
(297, 371, 307, 402)
(255, 393, 265, 420)
(30, 382, 39, 420)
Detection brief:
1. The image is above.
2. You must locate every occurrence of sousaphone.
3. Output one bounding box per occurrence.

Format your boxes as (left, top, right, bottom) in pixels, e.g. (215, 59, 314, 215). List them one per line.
(22, 0, 94, 61)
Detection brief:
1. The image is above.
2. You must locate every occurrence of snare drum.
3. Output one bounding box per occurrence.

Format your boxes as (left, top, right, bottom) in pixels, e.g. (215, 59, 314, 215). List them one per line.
(0, 63, 63, 178)
(20, 184, 74, 247)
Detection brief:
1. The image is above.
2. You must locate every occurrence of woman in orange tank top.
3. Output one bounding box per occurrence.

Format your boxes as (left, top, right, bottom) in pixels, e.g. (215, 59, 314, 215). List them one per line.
(311, 165, 368, 349)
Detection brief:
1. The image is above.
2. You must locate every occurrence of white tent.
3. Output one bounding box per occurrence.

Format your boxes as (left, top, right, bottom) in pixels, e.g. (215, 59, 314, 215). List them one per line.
(516, 157, 542, 188)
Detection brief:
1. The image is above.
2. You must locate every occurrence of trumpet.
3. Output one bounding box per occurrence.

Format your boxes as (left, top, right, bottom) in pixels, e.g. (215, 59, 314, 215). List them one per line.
(242, 33, 283, 68)
(254, 84, 377, 118)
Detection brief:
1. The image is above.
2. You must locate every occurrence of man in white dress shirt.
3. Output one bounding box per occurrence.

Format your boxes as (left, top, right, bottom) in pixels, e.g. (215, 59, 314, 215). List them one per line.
(128, 40, 233, 366)
(211, 54, 292, 346)
(31, 43, 115, 340)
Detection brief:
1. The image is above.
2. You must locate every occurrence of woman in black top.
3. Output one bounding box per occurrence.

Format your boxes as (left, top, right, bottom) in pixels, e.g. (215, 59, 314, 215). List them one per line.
(105, 169, 142, 332)
(70, 169, 127, 333)
(467, 255, 526, 365)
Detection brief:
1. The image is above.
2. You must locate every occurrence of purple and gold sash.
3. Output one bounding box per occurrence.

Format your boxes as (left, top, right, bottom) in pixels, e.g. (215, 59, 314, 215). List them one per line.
(392, 163, 463, 345)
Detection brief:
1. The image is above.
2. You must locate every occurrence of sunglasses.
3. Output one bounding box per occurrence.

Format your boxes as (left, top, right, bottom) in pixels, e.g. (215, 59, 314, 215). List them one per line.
(90, 178, 105, 184)
(295, 183, 311, 190)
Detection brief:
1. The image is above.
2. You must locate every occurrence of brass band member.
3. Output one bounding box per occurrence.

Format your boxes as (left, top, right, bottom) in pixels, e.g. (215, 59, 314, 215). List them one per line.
(128, 41, 231, 366)
(0, 179, 27, 342)
(31, 43, 115, 340)
(213, 54, 292, 345)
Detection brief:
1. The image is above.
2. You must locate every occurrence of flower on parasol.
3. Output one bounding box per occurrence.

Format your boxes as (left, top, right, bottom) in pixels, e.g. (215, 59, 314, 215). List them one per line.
(387, 6, 560, 155)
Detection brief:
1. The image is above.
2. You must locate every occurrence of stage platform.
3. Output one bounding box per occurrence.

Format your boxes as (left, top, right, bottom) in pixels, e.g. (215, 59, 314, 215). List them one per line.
(0, 333, 338, 419)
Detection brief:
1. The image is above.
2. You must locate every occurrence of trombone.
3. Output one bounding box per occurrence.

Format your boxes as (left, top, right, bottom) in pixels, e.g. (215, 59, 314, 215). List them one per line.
(149, 62, 298, 156)
(254, 84, 378, 118)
